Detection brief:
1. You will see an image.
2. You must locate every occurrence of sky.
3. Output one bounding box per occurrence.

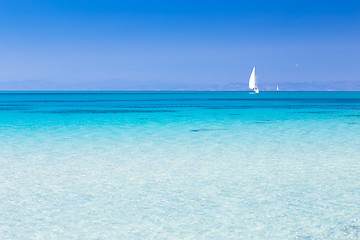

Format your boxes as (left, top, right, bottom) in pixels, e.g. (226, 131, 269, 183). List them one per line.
(0, 0, 359, 90)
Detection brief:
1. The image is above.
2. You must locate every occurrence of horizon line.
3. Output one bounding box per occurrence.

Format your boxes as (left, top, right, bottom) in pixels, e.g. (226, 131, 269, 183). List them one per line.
(0, 90, 359, 93)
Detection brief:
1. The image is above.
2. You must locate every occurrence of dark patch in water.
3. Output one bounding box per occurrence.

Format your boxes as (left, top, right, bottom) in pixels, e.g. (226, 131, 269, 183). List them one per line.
(29, 109, 176, 114)
(295, 111, 338, 114)
(346, 115, 360, 117)
(229, 113, 242, 116)
(174, 115, 190, 117)
(204, 105, 330, 110)
(190, 129, 227, 132)
(205, 105, 360, 110)
(253, 120, 273, 124)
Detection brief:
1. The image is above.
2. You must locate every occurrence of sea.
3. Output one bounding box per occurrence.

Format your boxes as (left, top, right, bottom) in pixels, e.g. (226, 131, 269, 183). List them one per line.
(1, 91, 360, 239)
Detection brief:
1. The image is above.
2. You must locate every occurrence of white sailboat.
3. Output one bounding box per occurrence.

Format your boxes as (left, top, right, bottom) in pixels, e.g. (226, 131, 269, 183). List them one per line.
(249, 67, 259, 93)
(277, 85, 279, 91)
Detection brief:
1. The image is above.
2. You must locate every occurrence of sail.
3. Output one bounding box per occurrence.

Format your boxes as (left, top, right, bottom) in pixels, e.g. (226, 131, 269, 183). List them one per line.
(249, 67, 256, 90)
(277, 85, 279, 91)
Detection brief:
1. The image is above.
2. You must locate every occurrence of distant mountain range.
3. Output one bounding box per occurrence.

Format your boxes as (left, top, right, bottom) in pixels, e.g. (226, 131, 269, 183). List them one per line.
(0, 79, 359, 91)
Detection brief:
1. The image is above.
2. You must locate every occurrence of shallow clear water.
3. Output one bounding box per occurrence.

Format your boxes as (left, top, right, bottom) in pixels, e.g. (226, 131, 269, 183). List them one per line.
(1, 91, 360, 239)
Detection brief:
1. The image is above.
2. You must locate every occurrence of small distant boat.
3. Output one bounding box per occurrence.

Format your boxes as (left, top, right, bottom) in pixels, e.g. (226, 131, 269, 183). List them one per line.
(249, 67, 259, 93)
(277, 85, 279, 91)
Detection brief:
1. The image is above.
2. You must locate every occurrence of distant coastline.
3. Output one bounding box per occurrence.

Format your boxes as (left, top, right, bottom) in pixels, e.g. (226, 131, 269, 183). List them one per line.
(1, 80, 359, 91)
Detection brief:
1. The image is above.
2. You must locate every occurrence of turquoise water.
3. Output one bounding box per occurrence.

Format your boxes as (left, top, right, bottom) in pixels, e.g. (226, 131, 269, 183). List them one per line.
(1, 91, 360, 239)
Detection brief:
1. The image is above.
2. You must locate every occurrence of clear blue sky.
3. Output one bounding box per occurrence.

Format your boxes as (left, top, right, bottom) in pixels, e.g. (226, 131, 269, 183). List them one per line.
(0, 0, 359, 90)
